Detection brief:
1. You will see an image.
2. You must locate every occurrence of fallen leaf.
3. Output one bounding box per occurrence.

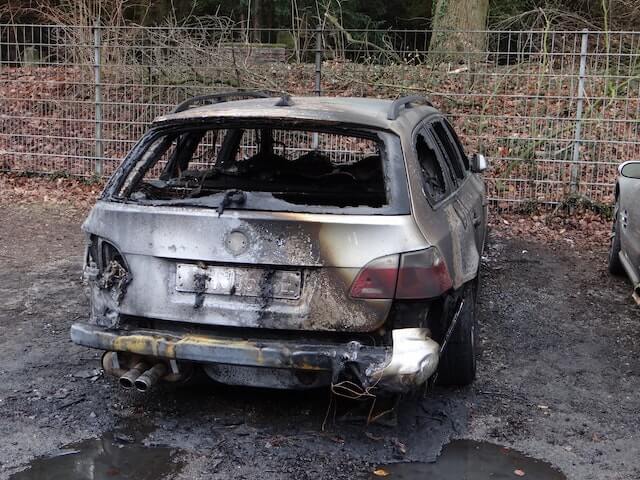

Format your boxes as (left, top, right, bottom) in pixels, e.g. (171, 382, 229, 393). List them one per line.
(373, 468, 390, 477)
(514, 469, 525, 476)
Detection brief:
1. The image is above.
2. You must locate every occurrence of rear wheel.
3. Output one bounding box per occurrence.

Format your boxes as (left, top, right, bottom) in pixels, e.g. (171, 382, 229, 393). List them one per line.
(608, 201, 624, 276)
(437, 282, 477, 387)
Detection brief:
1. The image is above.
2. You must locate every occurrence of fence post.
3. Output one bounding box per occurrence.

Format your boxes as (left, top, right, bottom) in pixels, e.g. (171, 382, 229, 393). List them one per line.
(312, 24, 323, 149)
(570, 30, 589, 195)
(93, 21, 104, 177)
(314, 24, 322, 96)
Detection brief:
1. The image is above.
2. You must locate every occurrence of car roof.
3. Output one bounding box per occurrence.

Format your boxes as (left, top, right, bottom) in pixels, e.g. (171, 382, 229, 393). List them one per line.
(153, 96, 440, 133)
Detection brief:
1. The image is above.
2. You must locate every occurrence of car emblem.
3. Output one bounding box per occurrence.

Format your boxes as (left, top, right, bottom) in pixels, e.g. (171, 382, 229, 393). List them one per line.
(225, 230, 250, 256)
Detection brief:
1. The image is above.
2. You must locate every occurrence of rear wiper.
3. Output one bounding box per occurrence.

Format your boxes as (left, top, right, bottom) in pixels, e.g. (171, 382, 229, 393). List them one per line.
(217, 189, 246, 216)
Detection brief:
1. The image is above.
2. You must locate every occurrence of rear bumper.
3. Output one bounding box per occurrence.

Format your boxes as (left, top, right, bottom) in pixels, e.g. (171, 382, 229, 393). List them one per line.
(70, 323, 439, 392)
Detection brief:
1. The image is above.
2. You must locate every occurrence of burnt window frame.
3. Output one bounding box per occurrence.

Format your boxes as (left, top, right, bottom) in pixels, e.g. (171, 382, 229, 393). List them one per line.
(429, 118, 468, 183)
(442, 118, 470, 171)
(103, 119, 411, 216)
(412, 124, 455, 207)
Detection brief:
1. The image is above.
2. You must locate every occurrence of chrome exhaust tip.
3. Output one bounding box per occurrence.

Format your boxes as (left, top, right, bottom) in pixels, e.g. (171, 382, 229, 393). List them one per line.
(134, 363, 168, 392)
(119, 362, 148, 389)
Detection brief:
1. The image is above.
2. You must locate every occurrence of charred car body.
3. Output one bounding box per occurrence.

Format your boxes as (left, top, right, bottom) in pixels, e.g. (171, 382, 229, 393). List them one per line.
(70, 93, 488, 393)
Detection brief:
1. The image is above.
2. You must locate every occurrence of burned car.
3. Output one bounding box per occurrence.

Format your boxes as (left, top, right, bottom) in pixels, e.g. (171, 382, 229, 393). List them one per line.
(609, 160, 640, 304)
(70, 93, 488, 393)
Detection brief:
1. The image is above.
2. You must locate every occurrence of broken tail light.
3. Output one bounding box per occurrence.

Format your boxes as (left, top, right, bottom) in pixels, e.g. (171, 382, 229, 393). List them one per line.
(350, 247, 452, 300)
(85, 236, 131, 297)
(86, 235, 128, 271)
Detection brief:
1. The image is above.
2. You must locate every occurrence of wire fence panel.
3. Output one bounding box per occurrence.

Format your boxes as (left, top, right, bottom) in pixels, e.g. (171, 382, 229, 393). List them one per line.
(1, 24, 638, 208)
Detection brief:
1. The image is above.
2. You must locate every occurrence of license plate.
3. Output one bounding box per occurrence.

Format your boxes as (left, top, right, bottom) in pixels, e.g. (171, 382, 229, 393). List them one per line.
(175, 264, 301, 300)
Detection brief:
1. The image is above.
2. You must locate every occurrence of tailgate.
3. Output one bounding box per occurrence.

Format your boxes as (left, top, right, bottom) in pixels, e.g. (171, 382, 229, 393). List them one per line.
(84, 203, 430, 332)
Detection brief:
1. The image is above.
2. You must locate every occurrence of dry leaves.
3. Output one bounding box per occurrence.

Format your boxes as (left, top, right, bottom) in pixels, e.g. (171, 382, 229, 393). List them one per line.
(0, 173, 101, 213)
(489, 209, 611, 251)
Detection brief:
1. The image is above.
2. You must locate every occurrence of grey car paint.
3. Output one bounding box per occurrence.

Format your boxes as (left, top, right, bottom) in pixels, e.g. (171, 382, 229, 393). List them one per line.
(614, 160, 640, 302)
(70, 95, 488, 392)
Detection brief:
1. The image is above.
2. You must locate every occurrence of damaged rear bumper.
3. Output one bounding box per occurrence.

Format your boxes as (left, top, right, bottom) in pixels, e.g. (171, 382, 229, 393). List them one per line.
(70, 323, 439, 392)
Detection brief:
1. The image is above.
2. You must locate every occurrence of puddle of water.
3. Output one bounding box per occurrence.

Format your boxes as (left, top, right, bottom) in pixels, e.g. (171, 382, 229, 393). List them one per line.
(373, 439, 566, 479)
(10, 431, 184, 480)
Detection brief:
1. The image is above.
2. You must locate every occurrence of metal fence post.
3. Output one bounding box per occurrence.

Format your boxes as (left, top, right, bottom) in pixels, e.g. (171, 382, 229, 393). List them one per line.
(311, 24, 322, 149)
(569, 30, 589, 195)
(93, 21, 104, 177)
(314, 24, 322, 96)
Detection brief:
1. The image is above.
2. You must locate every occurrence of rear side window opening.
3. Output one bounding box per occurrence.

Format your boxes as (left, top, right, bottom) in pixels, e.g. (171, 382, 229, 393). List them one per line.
(432, 120, 469, 176)
(415, 130, 447, 203)
(114, 124, 407, 214)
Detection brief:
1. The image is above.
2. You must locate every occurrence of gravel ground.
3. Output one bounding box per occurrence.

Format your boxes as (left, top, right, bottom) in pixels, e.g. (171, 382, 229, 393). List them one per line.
(1, 201, 639, 479)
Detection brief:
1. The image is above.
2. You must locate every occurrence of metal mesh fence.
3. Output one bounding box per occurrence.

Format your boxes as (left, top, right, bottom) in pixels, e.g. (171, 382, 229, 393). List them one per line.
(1, 24, 638, 208)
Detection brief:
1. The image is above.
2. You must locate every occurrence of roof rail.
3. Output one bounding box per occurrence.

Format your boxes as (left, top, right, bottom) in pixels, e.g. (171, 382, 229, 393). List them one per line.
(387, 95, 434, 120)
(172, 91, 271, 113)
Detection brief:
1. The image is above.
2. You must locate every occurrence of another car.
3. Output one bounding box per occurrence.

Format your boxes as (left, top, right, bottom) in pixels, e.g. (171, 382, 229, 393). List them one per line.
(70, 93, 488, 394)
(609, 160, 640, 304)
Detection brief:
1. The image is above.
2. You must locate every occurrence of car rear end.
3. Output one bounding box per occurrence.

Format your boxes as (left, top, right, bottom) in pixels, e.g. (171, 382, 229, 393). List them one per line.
(71, 100, 453, 392)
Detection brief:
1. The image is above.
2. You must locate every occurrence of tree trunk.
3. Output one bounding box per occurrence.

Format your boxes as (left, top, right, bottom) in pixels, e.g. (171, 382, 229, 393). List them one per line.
(429, 0, 489, 59)
(252, 0, 261, 42)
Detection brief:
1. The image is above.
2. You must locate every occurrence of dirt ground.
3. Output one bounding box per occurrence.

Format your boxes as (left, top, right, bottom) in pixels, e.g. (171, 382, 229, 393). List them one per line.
(1, 200, 639, 480)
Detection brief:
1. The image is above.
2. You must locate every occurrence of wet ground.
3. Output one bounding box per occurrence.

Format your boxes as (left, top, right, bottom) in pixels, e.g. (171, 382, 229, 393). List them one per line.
(1, 202, 639, 479)
(11, 436, 565, 480)
(374, 440, 566, 479)
(10, 426, 184, 480)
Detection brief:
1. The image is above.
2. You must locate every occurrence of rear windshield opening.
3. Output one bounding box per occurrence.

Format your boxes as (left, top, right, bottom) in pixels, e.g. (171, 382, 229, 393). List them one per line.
(119, 127, 389, 210)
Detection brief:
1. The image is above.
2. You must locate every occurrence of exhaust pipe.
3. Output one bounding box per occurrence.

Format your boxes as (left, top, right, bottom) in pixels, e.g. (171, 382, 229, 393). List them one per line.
(119, 362, 148, 389)
(134, 363, 167, 392)
(102, 351, 127, 378)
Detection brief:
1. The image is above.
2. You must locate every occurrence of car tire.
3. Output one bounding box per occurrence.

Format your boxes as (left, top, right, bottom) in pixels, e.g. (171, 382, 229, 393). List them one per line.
(436, 282, 477, 387)
(608, 202, 624, 276)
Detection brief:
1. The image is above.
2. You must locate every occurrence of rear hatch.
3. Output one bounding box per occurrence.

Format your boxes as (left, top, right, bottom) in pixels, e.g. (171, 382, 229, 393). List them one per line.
(87, 123, 428, 332)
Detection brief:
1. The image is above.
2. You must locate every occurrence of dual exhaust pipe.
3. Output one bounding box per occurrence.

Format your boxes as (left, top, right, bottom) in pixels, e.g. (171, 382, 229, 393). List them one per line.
(102, 352, 186, 392)
(120, 362, 167, 392)
(100, 352, 169, 392)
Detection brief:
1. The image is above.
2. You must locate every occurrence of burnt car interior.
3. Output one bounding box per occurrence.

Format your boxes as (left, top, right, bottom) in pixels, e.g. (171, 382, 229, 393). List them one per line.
(416, 131, 447, 202)
(122, 126, 388, 209)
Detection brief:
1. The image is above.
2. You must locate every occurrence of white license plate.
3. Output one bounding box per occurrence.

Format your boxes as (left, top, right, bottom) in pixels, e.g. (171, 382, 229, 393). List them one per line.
(175, 264, 301, 300)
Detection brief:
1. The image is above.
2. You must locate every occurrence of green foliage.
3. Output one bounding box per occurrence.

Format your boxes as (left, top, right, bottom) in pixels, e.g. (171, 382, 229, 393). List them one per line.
(276, 30, 296, 49)
(555, 193, 614, 219)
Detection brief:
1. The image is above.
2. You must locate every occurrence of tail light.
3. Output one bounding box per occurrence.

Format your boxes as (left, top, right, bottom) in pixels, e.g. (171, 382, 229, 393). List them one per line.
(350, 247, 452, 300)
(395, 247, 453, 299)
(349, 254, 399, 299)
